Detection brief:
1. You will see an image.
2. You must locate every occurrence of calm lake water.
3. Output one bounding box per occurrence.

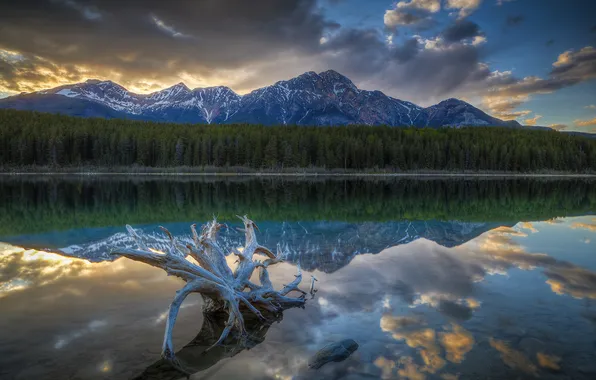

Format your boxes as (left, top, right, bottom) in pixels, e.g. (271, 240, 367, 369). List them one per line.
(1, 176, 595, 380)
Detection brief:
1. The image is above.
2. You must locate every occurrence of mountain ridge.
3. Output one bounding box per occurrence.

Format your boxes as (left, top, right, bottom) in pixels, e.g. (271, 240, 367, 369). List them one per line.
(0, 69, 521, 128)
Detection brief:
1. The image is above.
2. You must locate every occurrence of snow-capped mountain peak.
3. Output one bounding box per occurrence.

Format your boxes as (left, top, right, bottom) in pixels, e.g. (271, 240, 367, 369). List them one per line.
(2, 70, 521, 128)
(148, 82, 191, 101)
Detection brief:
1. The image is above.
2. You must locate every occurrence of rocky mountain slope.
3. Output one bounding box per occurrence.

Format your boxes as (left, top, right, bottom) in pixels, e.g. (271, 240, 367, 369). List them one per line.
(0, 70, 521, 128)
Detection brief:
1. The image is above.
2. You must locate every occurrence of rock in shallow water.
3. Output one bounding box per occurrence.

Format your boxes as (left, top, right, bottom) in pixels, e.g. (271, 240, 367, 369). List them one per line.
(308, 339, 359, 370)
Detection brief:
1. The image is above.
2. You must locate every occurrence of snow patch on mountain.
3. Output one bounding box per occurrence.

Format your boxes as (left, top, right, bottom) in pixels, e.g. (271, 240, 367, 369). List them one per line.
(6, 70, 520, 128)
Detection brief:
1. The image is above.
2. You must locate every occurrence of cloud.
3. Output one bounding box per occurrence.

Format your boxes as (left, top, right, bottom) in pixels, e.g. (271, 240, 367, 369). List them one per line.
(396, 0, 442, 13)
(52, 0, 103, 21)
(537, 353, 561, 371)
(574, 117, 596, 127)
(384, 0, 440, 29)
(442, 20, 484, 43)
(0, 0, 334, 93)
(524, 114, 542, 126)
(489, 339, 538, 375)
(585, 104, 596, 109)
(546, 39, 555, 46)
(380, 314, 474, 375)
(520, 222, 538, 233)
(481, 94, 531, 120)
(384, 9, 427, 28)
(548, 124, 568, 131)
(545, 266, 596, 299)
(446, 0, 483, 19)
(0, 245, 92, 297)
(150, 14, 190, 38)
(506, 15, 525, 26)
(481, 46, 596, 119)
(571, 221, 596, 232)
(0, 0, 592, 119)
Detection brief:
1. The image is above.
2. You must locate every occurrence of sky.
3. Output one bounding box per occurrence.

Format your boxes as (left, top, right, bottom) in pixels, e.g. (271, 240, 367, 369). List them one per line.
(0, 0, 595, 131)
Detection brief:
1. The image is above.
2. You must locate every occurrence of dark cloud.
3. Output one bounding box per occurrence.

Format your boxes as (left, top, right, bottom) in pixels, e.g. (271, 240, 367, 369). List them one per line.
(546, 39, 555, 46)
(289, 24, 491, 103)
(483, 46, 596, 117)
(498, 46, 596, 97)
(438, 300, 473, 320)
(506, 15, 525, 26)
(0, 0, 517, 107)
(0, 0, 333, 90)
(391, 38, 421, 62)
(0, 0, 588, 114)
(442, 20, 484, 43)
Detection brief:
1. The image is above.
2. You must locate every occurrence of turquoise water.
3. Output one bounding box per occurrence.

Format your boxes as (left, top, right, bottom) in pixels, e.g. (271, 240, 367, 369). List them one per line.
(0, 177, 595, 379)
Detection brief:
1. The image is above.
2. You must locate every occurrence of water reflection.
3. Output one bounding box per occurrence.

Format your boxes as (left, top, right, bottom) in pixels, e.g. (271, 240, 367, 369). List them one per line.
(135, 309, 283, 380)
(0, 176, 594, 237)
(1, 215, 596, 379)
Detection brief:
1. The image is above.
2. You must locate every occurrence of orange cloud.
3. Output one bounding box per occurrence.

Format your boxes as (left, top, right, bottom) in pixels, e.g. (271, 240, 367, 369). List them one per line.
(574, 117, 596, 127)
(524, 114, 542, 126)
(489, 338, 538, 375)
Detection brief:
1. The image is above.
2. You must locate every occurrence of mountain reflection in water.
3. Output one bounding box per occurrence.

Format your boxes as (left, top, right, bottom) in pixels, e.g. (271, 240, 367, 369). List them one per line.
(1, 214, 596, 379)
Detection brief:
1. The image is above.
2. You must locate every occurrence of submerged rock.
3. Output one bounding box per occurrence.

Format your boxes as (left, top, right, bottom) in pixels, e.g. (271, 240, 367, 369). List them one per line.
(308, 339, 359, 370)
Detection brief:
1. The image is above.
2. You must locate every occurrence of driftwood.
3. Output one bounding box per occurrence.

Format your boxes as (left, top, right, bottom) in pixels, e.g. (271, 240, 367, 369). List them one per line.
(113, 216, 314, 363)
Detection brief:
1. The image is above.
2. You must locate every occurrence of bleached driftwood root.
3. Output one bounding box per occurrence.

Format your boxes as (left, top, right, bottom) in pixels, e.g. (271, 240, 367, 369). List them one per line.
(112, 216, 314, 362)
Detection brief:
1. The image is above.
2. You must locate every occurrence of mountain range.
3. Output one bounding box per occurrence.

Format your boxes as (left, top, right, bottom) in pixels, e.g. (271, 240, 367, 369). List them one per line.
(0, 70, 521, 128)
(2, 220, 510, 273)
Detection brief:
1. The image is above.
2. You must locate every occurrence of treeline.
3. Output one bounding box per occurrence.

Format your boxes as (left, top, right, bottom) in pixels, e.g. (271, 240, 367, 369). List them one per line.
(0, 177, 594, 236)
(1, 109, 595, 172)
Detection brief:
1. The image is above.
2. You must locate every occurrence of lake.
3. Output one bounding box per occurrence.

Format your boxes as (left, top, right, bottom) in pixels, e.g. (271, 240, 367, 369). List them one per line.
(1, 176, 595, 380)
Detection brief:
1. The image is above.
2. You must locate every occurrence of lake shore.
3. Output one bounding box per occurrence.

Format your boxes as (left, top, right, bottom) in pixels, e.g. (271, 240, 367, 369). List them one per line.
(1, 168, 596, 178)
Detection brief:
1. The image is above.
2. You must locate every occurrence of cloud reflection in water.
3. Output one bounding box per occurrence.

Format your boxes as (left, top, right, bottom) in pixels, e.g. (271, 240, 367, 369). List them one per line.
(0, 216, 596, 378)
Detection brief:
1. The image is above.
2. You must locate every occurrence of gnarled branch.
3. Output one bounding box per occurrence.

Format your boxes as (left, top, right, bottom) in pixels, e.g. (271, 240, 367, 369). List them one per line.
(112, 216, 315, 362)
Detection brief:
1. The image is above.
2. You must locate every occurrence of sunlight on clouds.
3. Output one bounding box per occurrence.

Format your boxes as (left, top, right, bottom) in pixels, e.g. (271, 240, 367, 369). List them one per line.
(489, 338, 538, 375)
(520, 222, 538, 233)
(545, 266, 596, 299)
(471, 35, 487, 45)
(0, 49, 25, 64)
(571, 222, 596, 232)
(380, 312, 475, 376)
(439, 324, 474, 363)
(465, 298, 481, 309)
(481, 93, 532, 120)
(553, 50, 573, 67)
(523, 114, 542, 126)
(385, 0, 440, 28)
(574, 117, 596, 127)
(398, 356, 427, 380)
(446, 0, 482, 19)
(0, 243, 94, 298)
(98, 360, 112, 372)
(0, 47, 235, 95)
(374, 356, 397, 379)
(480, 45, 596, 125)
(396, 0, 441, 13)
(536, 352, 561, 371)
